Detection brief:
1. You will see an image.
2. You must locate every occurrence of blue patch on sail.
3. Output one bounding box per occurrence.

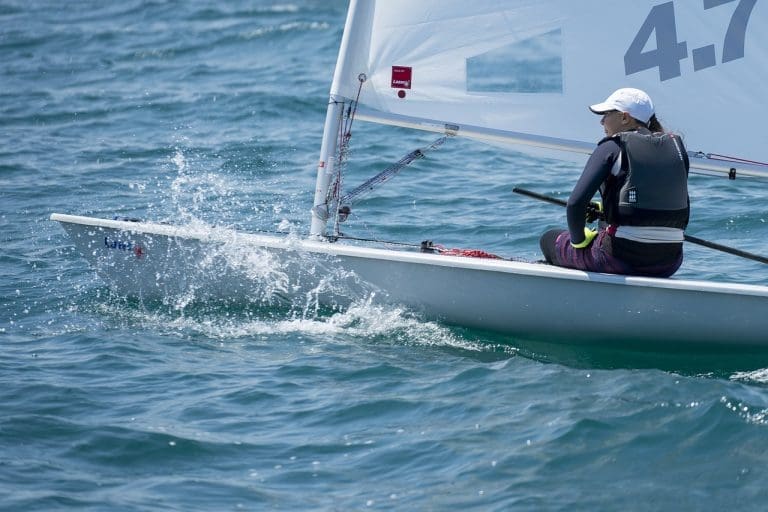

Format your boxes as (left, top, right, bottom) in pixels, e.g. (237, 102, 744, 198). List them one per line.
(466, 29, 562, 93)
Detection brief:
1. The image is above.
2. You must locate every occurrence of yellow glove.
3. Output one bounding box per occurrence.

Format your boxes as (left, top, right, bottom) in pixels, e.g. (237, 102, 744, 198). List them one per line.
(585, 200, 603, 223)
(571, 227, 598, 249)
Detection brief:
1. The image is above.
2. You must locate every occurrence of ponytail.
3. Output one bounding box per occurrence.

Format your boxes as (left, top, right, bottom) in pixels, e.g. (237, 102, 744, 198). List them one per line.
(647, 114, 664, 133)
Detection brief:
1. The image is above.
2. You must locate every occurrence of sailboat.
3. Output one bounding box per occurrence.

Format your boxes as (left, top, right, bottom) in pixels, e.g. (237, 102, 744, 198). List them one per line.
(52, 0, 768, 346)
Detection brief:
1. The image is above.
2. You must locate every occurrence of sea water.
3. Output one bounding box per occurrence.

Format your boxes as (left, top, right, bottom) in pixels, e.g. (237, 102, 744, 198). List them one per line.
(3, 1, 768, 510)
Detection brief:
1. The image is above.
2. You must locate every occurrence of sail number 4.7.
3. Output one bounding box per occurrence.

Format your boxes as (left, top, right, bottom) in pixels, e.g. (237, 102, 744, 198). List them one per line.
(625, 0, 756, 81)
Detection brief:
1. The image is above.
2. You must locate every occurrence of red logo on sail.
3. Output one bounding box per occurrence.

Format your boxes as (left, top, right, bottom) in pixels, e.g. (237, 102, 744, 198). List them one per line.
(391, 66, 412, 89)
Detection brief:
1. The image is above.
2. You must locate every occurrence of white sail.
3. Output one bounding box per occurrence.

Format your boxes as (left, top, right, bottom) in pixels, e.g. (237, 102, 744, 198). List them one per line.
(332, 0, 767, 175)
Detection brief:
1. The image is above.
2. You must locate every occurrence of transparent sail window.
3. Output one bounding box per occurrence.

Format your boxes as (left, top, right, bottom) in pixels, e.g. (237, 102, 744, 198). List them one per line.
(466, 29, 562, 93)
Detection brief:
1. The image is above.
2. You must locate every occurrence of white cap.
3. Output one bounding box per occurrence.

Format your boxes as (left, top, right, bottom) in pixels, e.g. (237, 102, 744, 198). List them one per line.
(589, 88, 654, 124)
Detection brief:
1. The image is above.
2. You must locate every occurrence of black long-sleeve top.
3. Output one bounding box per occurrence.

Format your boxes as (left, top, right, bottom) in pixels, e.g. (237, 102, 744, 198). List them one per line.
(566, 138, 620, 244)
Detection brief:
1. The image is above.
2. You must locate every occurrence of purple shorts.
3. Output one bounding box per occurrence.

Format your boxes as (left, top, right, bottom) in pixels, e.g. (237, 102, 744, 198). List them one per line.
(549, 230, 682, 277)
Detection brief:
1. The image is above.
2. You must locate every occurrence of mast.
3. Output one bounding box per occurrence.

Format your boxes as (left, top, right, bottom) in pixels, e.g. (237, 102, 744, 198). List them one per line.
(309, 98, 344, 237)
(309, 0, 366, 238)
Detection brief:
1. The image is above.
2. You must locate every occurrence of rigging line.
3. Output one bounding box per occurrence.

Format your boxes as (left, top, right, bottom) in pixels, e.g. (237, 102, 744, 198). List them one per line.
(327, 233, 423, 248)
(692, 152, 768, 167)
(340, 136, 449, 205)
(344, 74, 366, 138)
(214, 228, 417, 249)
(327, 75, 368, 235)
(339, 74, 366, 160)
(512, 187, 768, 266)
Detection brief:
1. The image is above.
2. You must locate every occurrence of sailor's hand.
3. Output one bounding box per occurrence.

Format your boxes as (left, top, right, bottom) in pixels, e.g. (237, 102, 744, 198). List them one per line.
(571, 228, 598, 249)
(585, 201, 603, 223)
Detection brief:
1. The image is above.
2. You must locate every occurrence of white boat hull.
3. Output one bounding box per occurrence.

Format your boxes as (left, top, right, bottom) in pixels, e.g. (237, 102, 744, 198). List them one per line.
(51, 213, 768, 347)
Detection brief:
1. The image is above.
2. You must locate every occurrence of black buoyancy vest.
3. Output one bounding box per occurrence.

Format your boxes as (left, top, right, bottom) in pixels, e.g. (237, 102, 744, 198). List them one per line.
(606, 130, 689, 229)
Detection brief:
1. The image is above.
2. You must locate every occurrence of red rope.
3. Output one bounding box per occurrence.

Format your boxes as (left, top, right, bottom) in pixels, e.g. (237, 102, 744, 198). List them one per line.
(433, 245, 503, 259)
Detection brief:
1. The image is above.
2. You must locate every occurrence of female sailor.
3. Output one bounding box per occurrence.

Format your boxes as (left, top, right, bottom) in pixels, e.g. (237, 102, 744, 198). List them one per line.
(539, 87, 690, 277)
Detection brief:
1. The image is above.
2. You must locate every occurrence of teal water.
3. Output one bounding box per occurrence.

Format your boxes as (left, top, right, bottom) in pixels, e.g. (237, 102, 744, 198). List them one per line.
(4, 1, 768, 510)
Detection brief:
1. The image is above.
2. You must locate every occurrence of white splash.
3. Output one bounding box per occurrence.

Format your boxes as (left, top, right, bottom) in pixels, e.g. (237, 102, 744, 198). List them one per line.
(171, 149, 187, 173)
(730, 368, 768, 384)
